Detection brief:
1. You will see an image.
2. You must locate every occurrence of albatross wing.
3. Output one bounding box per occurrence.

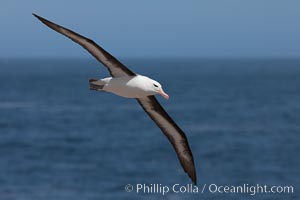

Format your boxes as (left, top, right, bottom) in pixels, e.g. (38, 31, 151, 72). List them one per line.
(33, 14, 135, 77)
(137, 96, 197, 184)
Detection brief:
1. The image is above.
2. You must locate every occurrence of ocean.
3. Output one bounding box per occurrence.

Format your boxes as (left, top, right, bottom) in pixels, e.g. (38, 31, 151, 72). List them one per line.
(0, 58, 299, 200)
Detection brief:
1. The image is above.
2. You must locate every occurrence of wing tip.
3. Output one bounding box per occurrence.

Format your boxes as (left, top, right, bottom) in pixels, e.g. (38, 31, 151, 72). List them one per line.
(190, 169, 197, 185)
(180, 156, 197, 185)
(32, 13, 53, 27)
(32, 13, 42, 20)
(187, 163, 197, 185)
(32, 13, 49, 25)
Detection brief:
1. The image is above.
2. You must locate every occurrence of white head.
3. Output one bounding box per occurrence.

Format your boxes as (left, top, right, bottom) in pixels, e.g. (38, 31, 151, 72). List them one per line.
(144, 77, 169, 100)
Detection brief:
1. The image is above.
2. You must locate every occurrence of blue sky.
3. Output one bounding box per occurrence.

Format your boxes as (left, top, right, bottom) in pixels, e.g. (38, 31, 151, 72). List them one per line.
(1, 0, 300, 58)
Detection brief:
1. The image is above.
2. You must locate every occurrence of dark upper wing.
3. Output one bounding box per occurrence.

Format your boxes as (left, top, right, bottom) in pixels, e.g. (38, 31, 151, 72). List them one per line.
(137, 96, 197, 184)
(33, 14, 135, 77)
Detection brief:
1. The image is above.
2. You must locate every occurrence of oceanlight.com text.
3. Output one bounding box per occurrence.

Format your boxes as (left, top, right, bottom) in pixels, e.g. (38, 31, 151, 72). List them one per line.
(124, 183, 294, 196)
(207, 183, 294, 196)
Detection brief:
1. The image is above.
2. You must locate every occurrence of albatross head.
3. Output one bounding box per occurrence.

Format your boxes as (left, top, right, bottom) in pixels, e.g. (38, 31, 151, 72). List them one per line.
(148, 79, 169, 100)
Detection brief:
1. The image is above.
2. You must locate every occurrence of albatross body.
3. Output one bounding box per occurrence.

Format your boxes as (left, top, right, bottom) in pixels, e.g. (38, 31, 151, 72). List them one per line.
(90, 75, 169, 99)
(33, 14, 197, 184)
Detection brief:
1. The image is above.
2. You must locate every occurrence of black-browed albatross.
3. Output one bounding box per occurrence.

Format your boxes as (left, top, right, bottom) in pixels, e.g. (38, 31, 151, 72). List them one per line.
(33, 14, 197, 184)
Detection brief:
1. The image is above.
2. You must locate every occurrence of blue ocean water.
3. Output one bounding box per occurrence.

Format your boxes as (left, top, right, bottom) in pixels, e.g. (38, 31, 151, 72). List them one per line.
(0, 58, 299, 200)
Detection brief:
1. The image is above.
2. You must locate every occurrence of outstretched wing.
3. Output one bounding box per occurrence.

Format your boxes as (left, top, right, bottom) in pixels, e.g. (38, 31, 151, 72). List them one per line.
(33, 14, 135, 77)
(137, 96, 197, 184)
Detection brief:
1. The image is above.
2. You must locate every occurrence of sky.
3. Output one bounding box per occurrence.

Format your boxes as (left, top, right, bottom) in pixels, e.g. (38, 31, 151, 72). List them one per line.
(1, 0, 300, 59)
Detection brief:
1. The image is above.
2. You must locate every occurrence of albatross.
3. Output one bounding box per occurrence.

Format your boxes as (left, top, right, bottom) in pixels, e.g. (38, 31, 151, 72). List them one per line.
(33, 14, 197, 184)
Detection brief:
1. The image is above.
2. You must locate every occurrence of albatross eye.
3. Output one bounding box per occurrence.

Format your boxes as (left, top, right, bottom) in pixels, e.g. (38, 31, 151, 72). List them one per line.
(153, 83, 158, 88)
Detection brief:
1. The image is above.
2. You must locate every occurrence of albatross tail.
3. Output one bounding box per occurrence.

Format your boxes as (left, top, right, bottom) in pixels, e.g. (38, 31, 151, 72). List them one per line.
(89, 79, 106, 91)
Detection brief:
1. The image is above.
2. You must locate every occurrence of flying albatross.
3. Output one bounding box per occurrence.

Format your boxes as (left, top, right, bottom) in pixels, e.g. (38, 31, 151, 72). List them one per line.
(33, 14, 197, 184)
